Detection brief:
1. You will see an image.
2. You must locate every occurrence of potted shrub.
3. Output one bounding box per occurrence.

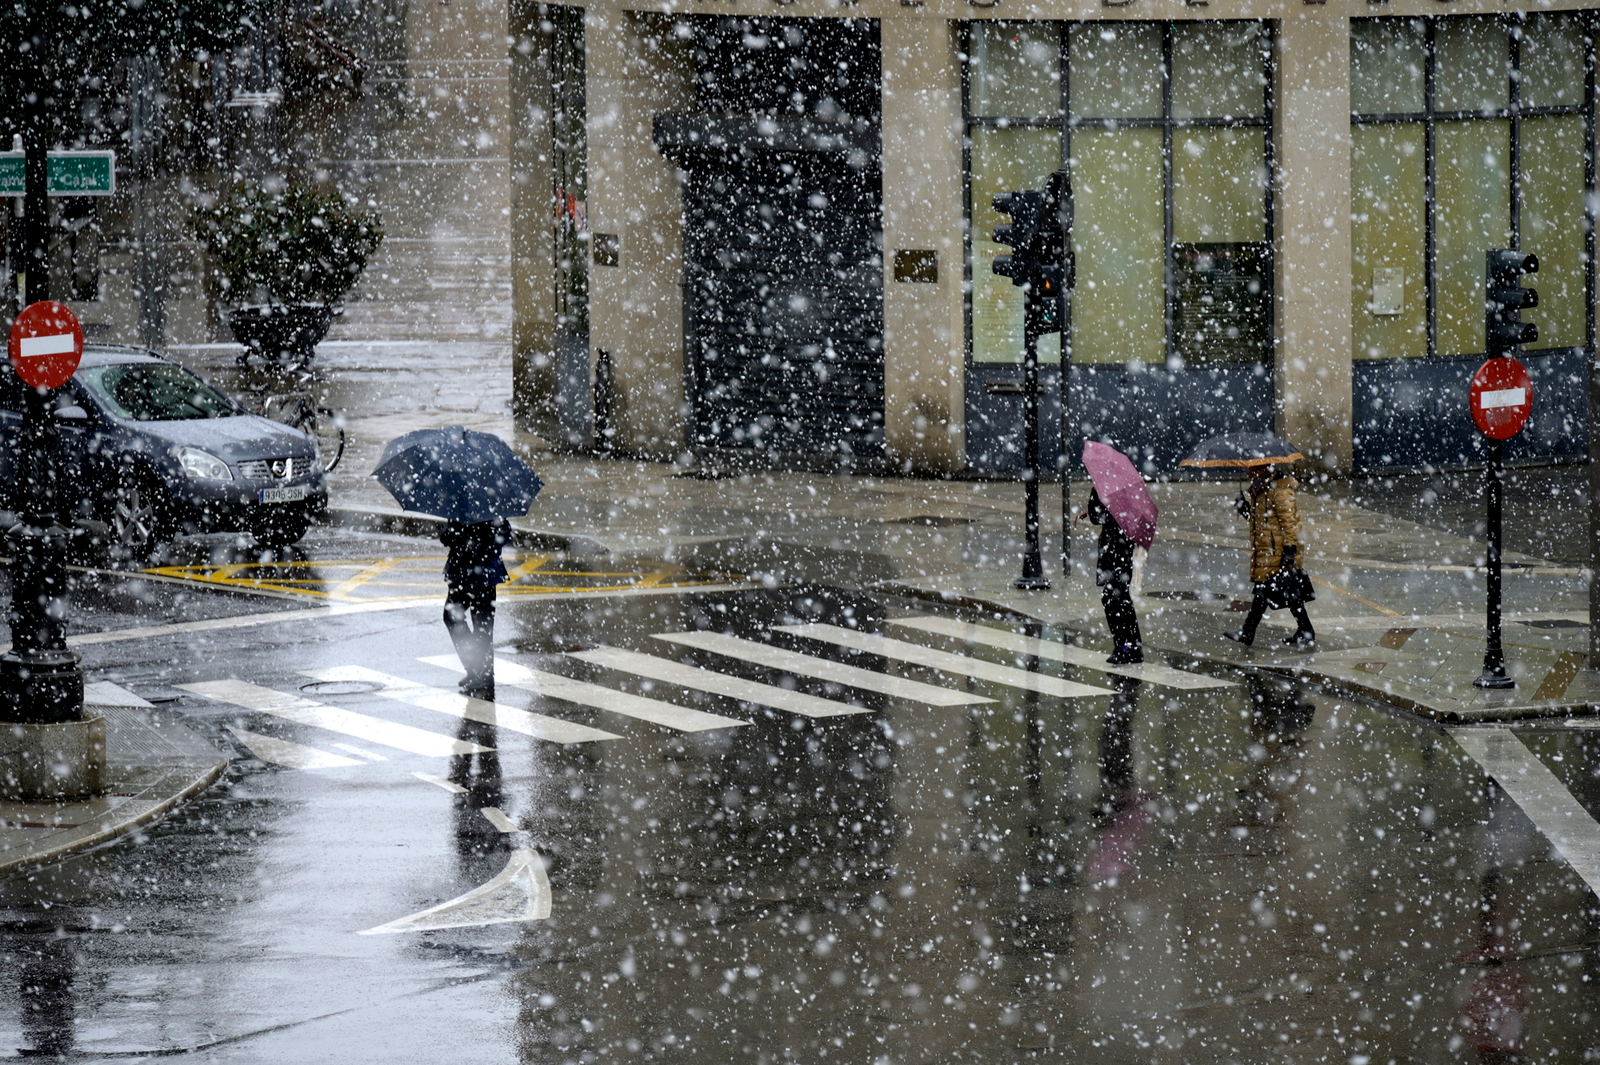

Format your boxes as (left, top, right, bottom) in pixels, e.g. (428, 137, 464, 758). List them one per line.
(192, 183, 384, 367)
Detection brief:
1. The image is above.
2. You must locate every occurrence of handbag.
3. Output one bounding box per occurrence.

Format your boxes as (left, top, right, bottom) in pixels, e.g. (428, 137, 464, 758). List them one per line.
(1265, 566, 1315, 609)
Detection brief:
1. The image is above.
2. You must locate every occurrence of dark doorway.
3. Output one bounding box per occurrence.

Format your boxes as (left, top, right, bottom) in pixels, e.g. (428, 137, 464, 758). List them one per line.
(657, 17, 884, 465)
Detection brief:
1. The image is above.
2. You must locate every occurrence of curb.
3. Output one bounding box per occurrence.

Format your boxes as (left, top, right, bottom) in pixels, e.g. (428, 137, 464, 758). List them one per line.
(0, 758, 226, 880)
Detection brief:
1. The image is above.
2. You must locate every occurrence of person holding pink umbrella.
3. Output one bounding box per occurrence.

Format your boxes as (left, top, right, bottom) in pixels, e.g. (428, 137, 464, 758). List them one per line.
(1081, 442, 1158, 665)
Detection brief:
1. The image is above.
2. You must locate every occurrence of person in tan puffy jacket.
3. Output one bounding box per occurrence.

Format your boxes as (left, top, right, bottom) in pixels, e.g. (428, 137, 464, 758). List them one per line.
(1224, 465, 1315, 648)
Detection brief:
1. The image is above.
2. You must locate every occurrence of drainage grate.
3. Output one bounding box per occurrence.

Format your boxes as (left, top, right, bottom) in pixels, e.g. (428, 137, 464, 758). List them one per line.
(299, 679, 385, 696)
(1519, 619, 1585, 629)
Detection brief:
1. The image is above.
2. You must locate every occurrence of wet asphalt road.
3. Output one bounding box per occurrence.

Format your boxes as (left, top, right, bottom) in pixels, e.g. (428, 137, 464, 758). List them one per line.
(1, 529, 1600, 1061)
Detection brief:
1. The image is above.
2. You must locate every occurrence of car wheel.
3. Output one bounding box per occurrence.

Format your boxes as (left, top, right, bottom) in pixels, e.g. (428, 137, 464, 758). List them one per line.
(106, 472, 166, 562)
(251, 509, 310, 549)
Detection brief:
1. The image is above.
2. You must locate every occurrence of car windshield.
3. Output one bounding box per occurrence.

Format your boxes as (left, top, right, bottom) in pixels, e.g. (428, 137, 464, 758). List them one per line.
(78, 363, 237, 421)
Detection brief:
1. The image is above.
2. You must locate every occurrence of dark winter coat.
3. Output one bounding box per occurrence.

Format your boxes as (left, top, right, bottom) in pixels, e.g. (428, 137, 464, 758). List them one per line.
(1087, 489, 1134, 588)
(441, 518, 511, 598)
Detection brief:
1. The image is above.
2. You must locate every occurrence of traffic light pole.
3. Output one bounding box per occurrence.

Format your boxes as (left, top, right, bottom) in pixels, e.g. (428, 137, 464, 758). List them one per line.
(1016, 301, 1048, 591)
(1476, 438, 1513, 689)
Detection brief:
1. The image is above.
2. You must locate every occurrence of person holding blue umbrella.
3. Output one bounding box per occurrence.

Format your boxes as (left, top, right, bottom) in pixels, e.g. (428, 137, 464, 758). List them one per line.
(374, 425, 543, 699)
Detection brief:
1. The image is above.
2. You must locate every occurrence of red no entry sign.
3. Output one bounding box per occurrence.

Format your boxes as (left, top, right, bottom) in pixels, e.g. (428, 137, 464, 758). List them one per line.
(7, 301, 83, 392)
(1470, 357, 1533, 441)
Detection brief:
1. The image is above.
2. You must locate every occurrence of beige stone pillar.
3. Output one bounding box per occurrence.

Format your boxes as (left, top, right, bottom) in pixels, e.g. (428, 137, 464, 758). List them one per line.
(585, 9, 695, 459)
(881, 18, 968, 476)
(1274, 16, 1354, 475)
(509, 0, 559, 437)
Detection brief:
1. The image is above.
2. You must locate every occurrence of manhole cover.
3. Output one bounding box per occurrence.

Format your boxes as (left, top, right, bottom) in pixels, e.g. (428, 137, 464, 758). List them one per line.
(299, 679, 384, 696)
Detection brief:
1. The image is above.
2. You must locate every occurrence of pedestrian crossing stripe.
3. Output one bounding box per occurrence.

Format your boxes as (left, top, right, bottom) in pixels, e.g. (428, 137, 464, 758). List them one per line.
(775, 623, 1115, 699)
(653, 630, 994, 707)
(418, 655, 748, 733)
(226, 725, 364, 770)
(300, 665, 623, 744)
(569, 646, 873, 718)
(142, 555, 737, 603)
(888, 616, 1236, 690)
(181, 679, 492, 757)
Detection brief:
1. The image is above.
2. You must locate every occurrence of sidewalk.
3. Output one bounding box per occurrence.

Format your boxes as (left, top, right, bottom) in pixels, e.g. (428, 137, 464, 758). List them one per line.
(169, 339, 1600, 724)
(0, 683, 229, 880)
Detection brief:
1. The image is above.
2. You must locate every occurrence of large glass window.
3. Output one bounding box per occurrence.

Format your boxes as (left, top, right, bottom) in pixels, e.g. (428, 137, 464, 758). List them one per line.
(1350, 14, 1594, 362)
(965, 21, 1273, 368)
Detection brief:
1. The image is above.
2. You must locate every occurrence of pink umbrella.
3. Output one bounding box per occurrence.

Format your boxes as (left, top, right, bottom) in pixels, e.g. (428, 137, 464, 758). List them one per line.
(1082, 441, 1158, 550)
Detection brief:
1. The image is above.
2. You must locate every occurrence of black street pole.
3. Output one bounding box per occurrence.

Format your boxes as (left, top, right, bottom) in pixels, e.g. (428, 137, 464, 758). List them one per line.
(1016, 291, 1048, 591)
(0, 11, 85, 724)
(1476, 437, 1513, 689)
(1059, 301, 1071, 579)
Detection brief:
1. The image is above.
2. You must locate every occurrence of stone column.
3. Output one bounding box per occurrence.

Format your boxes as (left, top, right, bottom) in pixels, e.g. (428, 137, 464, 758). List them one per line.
(585, 8, 694, 459)
(881, 18, 968, 476)
(509, 0, 560, 438)
(1274, 16, 1354, 475)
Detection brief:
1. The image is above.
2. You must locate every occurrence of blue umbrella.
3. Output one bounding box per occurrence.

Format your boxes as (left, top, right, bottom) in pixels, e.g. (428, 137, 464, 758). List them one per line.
(373, 426, 542, 523)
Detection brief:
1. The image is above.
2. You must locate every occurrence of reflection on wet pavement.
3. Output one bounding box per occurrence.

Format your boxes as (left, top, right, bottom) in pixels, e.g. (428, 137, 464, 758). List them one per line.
(0, 580, 1596, 1060)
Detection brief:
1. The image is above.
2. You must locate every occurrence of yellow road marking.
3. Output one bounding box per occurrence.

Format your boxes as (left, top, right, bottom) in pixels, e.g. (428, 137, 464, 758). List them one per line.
(143, 554, 737, 602)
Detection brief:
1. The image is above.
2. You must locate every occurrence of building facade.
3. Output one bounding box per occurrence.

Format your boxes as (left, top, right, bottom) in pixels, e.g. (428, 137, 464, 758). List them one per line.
(508, 0, 1598, 476)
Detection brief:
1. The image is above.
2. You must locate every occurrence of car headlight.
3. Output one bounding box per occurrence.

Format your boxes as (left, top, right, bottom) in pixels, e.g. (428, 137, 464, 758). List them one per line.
(176, 447, 233, 481)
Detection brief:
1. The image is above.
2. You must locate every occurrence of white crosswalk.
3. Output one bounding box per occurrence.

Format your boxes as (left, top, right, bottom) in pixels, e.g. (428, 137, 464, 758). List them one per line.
(889, 616, 1237, 690)
(653, 630, 994, 707)
(193, 616, 1230, 775)
(183, 680, 491, 757)
(774, 623, 1114, 699)
(300, 665, 623, 745)
(418, 654, 747, 733)
(226, 725, 364, 770)
(569, 646, 873, 718)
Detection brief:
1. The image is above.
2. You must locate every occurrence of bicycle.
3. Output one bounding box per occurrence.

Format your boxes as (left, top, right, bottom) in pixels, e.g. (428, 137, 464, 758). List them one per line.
(258, 390, 346, 473)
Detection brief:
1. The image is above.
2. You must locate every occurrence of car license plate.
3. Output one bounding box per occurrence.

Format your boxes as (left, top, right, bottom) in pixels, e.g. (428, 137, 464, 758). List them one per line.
(259, 485, 309, 504)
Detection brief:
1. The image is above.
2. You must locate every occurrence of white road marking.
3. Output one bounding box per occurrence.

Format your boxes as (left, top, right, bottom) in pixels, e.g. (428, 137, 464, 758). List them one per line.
(84, 680, 155, 708)
(181, 680, 491, 757)
(569, 646, 871, 718)
(775, 623, 1114, 699)
(654, 630, 994, 707)
(413, 771, 466, 794)
(358, 848, 552, 934)
(889, 616, 1235, 690)
(419, 654, 746, 733)
(330, 742, 388, 762)
(1451, 727, 1600, 896)
(299, 666, 622, 745)
(225, 725, 363, 770)
(481, 807, 518, 833)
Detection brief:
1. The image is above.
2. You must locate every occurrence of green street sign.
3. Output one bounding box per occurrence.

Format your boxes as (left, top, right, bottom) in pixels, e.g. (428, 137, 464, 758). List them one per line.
(0, 151, 117, 196)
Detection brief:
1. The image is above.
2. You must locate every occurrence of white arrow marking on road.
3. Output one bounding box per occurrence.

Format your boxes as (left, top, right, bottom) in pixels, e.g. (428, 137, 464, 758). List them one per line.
(1480, 387, 1527, 409)
(18, 333, 75, 358)
(299, 665, 622, 744)
(888, 616, 1236, 690)
(569, 646, 872, 718)
(225, 725, 363, 770)
(358, 848, 552, 935)
(419, 654, 747, 733)
(181, 680, 491, 757)
(774, 623, 1114, 699)
(653, 630, 995, 707)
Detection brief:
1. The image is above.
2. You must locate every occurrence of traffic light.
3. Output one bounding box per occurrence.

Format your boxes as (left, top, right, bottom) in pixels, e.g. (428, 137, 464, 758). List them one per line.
(1485, 249, 1538, 358)
(992, 190, 1041, 287)
(1030, 170, 1071, 333)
